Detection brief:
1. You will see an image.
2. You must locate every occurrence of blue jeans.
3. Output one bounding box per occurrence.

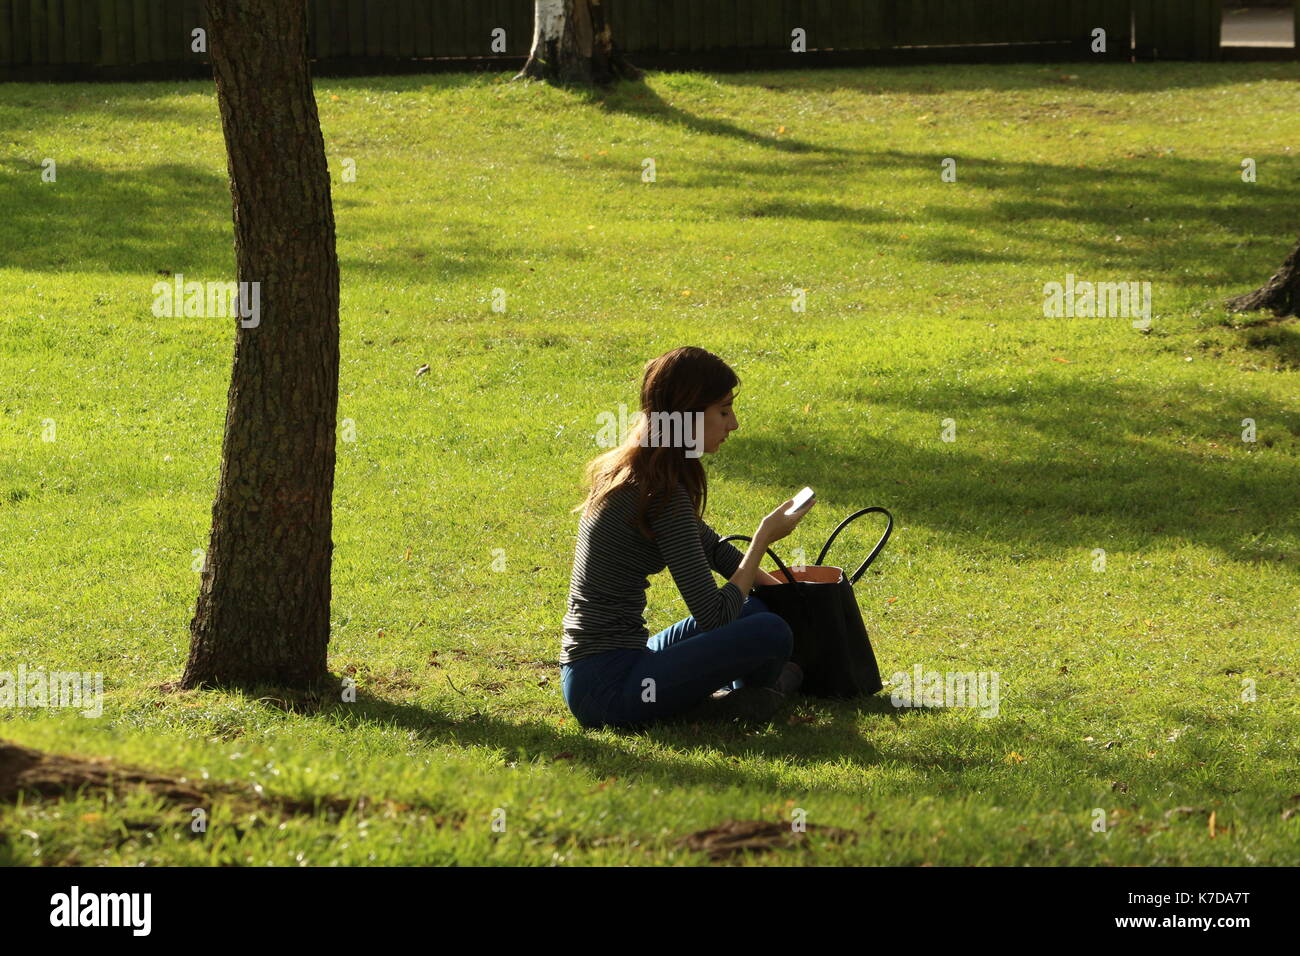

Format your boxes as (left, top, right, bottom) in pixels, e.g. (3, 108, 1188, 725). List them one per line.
(560, 595, 794, 729)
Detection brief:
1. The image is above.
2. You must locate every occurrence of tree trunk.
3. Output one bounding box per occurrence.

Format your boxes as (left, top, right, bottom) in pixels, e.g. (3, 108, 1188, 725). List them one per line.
(1228, 236, 1300, 317)
(515, 0, 641, 86)
(182, 0, 340, 691)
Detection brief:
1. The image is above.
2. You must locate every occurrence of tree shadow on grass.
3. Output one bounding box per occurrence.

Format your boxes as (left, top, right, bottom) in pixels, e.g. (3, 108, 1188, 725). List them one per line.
(294, 686, 1256, 799)
(679, 149, 1296, 284)
(0, 159, 231, 276)
(0, 158, 525, 285)
(577, 79, 851, 156)
(1236, 321, 1300, 370)
(7, 107, 1294, 301)
(738, 375, 1300, 567)
(300, 688, 925, 795)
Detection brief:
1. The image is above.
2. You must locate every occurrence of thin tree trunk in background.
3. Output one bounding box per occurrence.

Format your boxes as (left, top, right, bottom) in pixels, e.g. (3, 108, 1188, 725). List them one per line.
(182, 0, 340, 690)
(516, 0, 641, 86)
(1228, 236, 1300, 317)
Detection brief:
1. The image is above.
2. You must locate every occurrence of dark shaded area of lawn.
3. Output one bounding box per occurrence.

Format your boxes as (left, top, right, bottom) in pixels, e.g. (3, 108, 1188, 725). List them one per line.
(744, 374, 1300, 570)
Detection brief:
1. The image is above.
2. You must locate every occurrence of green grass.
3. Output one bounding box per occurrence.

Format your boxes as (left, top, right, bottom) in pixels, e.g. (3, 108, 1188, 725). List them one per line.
(1, 62, 1298, 865)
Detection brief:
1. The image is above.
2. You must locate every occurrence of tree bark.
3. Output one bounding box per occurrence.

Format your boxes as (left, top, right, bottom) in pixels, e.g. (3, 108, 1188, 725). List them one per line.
(182, 0, 340, 691)
(1228, 236, 1300, 317)
(515, 0, 641, 86)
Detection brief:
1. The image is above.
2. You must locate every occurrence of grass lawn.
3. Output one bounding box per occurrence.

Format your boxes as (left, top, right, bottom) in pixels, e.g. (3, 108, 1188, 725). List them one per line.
(0, 62, 1297, 865)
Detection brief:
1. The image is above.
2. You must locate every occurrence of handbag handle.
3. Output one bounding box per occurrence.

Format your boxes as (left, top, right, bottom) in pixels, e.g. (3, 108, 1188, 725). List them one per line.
(815, 507, 893, 585)
(714, 534, 798, 586)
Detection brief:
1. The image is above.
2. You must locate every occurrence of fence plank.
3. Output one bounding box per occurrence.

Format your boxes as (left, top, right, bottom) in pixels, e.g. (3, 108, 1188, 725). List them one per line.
(111, 0, 128, 64)
(845, 0, 868, 50)
(480, 0, 493, 55)
(812, 0, 831, 49)
(92, 0, 112, 65)
(617, 0, 637, 53)
(700, 0, 717, 51)
(190, 0, 206, 61)
(344, 0, 361, 56)
(967, 0, 988, 45)
(515, 0, 533, 56)
(0, 1, 13, 65)
(657, 0, 675, 53)
(667, 0, 685, 52)
(720, 0, 736, 50)
(1195, 0, 1221, 60)
(54, 0, 72, 62)
(165, 0, 181, 62)
(401, 0, 417, 57)
(430, 0, 447, 55)
(130, 0, 146, 62)
(1035, 0, 1057, 44)
(380, 0, 396, 56)
(1078, 0, 1094, 44)
(307, 0, 324, 57)
(411, 0, 430, 57)
(1164, 0, 1191, 57)
(445, 0, 469, 56)
(644, 0, 665, 52)
(861, 0, 886, 49)
(992, 0, 1011, 44)
(496, 0, 513, 55)
(785, 0, 801, 50)
(896, 0, 920, 45)
(950, 0, 969, 46)
(143, 0, 161, 62)
(737, 0, 760, 49)
(83, 0, 97, 64)
(48, 0, 65, 63)
(772, 0, 789, 49)
(361, 0, 380, 55)
(30, 0, 48, 63)
(14, 0, 31, 65)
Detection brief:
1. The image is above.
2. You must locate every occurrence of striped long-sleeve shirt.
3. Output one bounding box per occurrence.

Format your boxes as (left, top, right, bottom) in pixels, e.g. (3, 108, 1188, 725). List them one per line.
(560, 481, 748, 665)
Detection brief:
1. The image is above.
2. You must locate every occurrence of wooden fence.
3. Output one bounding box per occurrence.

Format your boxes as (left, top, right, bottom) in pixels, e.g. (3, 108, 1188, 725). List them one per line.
(0, 0, 1264, 78)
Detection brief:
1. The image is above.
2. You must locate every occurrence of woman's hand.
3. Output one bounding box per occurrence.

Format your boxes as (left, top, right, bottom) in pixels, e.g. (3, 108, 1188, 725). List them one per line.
(757, 495, 814, 545)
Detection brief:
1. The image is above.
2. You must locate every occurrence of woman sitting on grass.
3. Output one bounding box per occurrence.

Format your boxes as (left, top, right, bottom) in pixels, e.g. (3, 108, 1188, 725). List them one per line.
(560, 346, 812, 729)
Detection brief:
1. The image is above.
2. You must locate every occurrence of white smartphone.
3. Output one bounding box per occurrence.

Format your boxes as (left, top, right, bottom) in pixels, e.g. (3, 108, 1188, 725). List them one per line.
(786, 486, 815, 516)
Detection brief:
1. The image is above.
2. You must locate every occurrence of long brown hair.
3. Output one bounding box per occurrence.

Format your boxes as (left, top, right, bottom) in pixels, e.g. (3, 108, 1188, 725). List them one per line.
(574, 347, 740, 538)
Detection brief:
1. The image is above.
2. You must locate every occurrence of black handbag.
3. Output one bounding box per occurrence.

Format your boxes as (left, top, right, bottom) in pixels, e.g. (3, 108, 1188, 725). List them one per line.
(716, 507, 894, 699)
